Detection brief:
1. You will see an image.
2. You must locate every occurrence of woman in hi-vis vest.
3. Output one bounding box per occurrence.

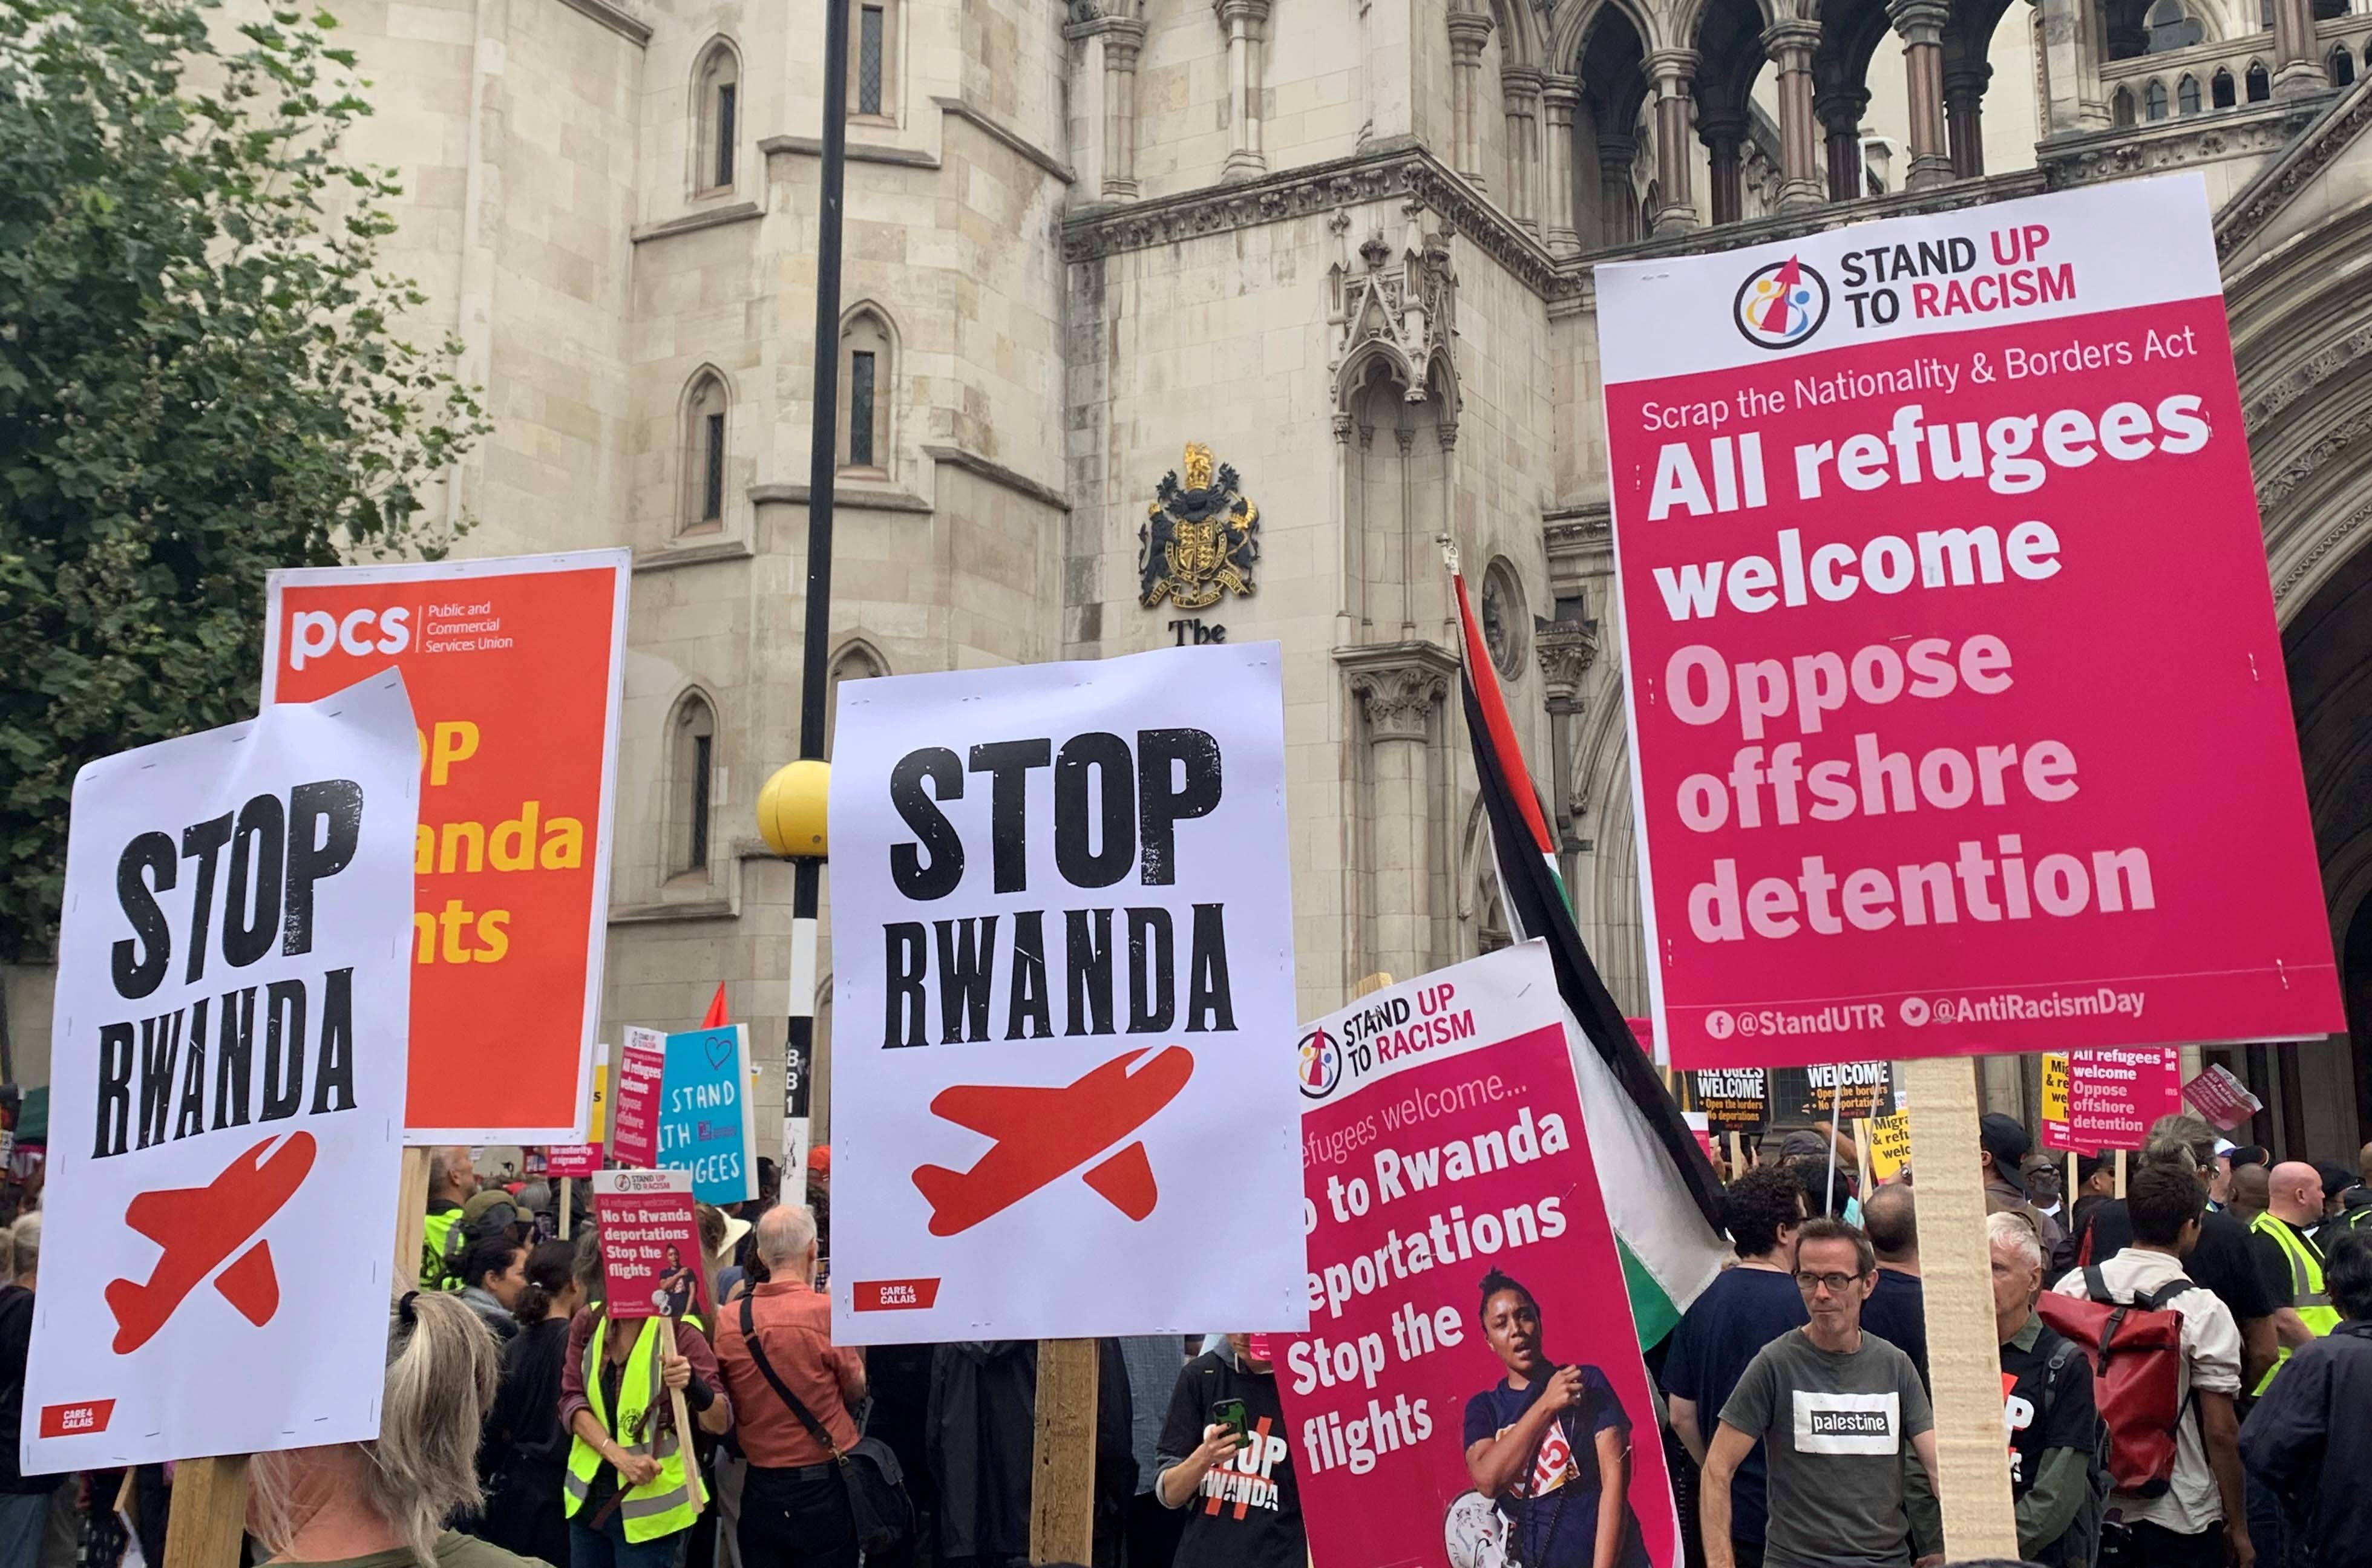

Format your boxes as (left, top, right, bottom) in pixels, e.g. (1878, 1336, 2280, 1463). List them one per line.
(559, 1230, 736, 1568)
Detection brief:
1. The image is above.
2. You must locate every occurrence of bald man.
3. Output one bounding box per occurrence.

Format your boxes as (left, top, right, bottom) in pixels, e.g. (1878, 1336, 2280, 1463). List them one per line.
(2232, 1163, 2272, 1227)
(2250, 1162, 2336, 1368)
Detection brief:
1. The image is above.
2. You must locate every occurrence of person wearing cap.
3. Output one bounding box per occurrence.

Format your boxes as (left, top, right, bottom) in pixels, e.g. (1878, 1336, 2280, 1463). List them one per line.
(2023, 1154, 2066, 1227)
(423, 1145, 484, 1291)
(1980, 1113, 2067, 1271)
(2069, 1152, 2117, 1246)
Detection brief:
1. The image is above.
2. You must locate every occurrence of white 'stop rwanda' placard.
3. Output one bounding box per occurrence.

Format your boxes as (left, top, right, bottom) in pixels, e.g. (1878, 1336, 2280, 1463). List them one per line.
(828, 644, 1306, 1343)
(25, 672, 418, 1472)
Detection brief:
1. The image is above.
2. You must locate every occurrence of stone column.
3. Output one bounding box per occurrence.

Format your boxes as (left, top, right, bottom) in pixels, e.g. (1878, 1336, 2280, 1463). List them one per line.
(1943, 57, 1990, 178)
(2037, 0, 2111, 132)
(1540, 75, 1582, 255)
(2272, 0, 2327, 96)
(1888, 0, 1953, 190)
(1219, 0, 1271, 180)
(1597, 132, 1639, 244)
(1763, 20, 1826, 209)
(1346, 650, 1455, 983)
(1697, 109, 1746, 226)
(1447, 10, 1496, 186)
(1817, 85, 1870, 198)
(1501, 66, 1544, 234)
(1535, 621, 1597, 893)
(1103, 18, 1146, 198)
(1645, 50, 1700, 234)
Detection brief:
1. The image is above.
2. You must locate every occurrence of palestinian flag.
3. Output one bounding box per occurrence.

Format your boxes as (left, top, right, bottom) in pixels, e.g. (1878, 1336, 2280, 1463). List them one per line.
(1453, 572, 1728, 1347)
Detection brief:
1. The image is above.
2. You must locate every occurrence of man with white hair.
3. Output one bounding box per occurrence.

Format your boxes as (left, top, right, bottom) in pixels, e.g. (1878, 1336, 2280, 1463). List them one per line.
(1987, 1210, 2099, 1567)
(712, 1205, 868, 1568)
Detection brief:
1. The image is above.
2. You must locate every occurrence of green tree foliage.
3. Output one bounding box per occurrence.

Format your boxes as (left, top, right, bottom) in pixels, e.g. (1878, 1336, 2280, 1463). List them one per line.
(0, 0, 483, 959)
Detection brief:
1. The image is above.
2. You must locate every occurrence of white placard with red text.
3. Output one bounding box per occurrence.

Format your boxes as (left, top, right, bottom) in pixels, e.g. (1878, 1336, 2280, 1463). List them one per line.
(1596, 175, 2341, 1068)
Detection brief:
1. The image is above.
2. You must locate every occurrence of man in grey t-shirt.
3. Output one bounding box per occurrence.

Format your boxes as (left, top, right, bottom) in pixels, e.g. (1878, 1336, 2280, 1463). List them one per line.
(1701, 1217, 1943, 1568)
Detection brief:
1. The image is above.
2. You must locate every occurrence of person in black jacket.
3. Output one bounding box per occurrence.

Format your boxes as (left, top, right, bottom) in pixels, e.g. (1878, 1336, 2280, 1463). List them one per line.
(928, 1339, 1135, 1568)
(472, 1240, 583, 1566)
(2241, 1228, 2372, 1568)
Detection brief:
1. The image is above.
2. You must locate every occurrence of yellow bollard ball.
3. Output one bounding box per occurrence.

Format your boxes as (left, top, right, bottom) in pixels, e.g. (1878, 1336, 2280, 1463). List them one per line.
(756, 759, 830, 858)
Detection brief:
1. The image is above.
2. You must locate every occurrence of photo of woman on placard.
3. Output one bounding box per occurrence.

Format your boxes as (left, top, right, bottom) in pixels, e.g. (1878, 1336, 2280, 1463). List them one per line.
(1461, 1270, 1650, 1568)
(654, 1244, 698, 1319)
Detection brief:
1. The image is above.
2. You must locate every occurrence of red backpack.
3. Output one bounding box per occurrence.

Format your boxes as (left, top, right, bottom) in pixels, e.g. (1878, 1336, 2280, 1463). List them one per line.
(2034, 1266, 2200, 1498)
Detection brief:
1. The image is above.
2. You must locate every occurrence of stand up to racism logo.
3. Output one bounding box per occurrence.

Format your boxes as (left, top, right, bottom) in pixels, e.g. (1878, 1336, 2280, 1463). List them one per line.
(1733, 255, 1829, 349)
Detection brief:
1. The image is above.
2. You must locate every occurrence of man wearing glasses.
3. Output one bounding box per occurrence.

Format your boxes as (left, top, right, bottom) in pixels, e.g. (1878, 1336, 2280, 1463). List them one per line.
(1699, 1217, 1944, 1568)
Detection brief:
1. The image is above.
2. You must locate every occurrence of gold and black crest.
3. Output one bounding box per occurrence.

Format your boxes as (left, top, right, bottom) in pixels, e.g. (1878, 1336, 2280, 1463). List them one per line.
(1139, 442, 1259, 610)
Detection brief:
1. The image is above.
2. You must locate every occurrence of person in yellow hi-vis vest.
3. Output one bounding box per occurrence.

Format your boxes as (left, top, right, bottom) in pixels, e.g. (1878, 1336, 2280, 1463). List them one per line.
(559, 1242, 734, 1568)
(2250, 1162, 2339, 1395)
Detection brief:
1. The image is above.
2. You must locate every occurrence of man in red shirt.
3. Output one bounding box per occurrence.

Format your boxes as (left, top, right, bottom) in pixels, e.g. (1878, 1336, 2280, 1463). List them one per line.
(713, 1204, 867, 1568)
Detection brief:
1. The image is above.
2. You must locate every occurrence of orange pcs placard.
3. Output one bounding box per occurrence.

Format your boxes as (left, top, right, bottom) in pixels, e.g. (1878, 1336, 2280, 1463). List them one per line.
(263, 551, 629, 1140)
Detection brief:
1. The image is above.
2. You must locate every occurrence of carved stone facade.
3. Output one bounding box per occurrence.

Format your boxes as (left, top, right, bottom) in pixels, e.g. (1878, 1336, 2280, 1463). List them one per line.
(7, 0, 2352, 1148)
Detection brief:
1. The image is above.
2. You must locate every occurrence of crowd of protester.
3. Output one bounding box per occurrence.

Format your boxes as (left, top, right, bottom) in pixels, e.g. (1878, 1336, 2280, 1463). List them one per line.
(0, 1115, 2367, 1568)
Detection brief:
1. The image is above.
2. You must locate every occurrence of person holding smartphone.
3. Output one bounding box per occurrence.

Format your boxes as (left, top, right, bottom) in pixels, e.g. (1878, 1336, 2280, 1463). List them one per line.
(1155, 1333, 1305, 1568)
(1463, 1270, 1650, 1568)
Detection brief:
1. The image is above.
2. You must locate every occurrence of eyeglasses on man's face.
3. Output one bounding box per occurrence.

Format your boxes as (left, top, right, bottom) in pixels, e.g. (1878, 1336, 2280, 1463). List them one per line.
(1794, 1270, 1869, 1296)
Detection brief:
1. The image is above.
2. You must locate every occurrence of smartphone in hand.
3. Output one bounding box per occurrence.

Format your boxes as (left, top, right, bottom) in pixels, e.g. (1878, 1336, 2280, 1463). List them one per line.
(1210, 1397, 1250, 1451)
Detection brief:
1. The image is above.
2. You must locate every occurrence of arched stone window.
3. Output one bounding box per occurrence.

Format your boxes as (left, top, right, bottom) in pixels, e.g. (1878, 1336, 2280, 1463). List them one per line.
(2146, 79, 2169, 117)
(824, 640, 889, 757)
(2113, 85, 2138, 123)
(693, 41, 739, 194)
(681, 370, 730, 531)
(670, 693, 717, 880)
(2177, 73, 2202, 112)
(2212, 68, 2236, 106)
(2245, 60, 2270, 100)
(837, 307, 894, 476)
(2144, 0, 2203, 50)
(850, 0, 899, 121)
(2332, 47, 2356, 84)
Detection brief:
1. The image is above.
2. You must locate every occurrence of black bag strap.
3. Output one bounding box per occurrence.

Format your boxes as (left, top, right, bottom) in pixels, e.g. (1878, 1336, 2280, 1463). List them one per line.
(736, 1290, 847, 1464)
(2135, 1277, 2201, 1314)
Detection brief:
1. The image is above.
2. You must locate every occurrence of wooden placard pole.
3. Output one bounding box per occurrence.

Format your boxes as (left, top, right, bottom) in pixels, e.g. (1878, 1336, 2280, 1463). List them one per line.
(1729, 1131, 1746, 1172)
(560, 1176, 574, 1240)
(664, 1316, 697, 1489)
(1854, 1118, 1874, 1194)
(2067, 1149, 2079, 1207)
(162, 1452, 250, 1568)
(1028, 1339, 1099, 1564)
(2114, 1147, 2128, 1198)
(395, 1145, 431, 1285)
(1899, 1057, 2018, 1560)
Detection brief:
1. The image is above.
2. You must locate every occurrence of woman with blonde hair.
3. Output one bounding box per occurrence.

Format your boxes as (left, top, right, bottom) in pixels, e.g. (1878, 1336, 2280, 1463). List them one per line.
(249, 1289, 542, 1568)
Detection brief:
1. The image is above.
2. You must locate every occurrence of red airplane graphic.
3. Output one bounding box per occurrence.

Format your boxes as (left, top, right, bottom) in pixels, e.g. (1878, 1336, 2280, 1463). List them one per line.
(105, 1132, 316, 1354)
(911, 1047, 1194, 1236)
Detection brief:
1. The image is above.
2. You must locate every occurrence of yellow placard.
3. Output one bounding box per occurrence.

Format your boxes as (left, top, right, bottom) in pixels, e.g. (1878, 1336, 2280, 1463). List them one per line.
(589, 1057, 609, 1141)
(2040, 1053, 2069, 1123)
(1867, 1111, 1913, 1181)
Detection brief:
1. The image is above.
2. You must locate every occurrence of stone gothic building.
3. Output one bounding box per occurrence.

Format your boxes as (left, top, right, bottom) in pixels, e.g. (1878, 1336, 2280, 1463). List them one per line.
(163, 0, 2372, 1156)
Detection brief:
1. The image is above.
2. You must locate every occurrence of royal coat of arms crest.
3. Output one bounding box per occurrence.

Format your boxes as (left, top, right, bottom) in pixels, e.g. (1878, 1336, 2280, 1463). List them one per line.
(1139, 442, 1259, 610)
